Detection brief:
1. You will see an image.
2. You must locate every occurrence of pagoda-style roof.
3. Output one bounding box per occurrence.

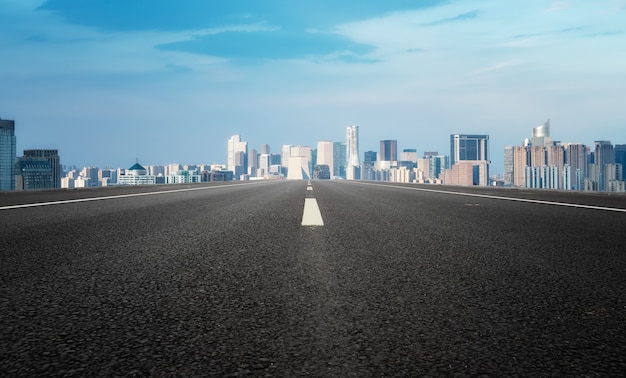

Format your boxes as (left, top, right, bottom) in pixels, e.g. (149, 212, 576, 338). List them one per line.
(128, 163, 146, 171)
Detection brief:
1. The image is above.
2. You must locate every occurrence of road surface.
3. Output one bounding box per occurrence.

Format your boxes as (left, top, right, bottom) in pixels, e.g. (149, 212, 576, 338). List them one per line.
(1, 180, 625, 376)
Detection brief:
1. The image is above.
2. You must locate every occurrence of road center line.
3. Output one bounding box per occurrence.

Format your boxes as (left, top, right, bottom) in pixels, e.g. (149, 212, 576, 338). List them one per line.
(353, 182, 626, 213)
(0, 182, 263, 211)
(301, 198, 324, 226)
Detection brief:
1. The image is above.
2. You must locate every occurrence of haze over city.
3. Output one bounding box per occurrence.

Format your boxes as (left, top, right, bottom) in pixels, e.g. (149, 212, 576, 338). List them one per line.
(2, 0, 625, 171)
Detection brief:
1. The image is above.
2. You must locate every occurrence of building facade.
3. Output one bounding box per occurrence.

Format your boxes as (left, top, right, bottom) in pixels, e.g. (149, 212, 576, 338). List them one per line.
(227, 135, 248, 179)
(23, 149, 61, 188)
(450, 134, 489, 166)
(0, 118, 16, 191)
(346, 125, 360, 180)
(15, 157, 54, 190)
(379, 140, 398, 162)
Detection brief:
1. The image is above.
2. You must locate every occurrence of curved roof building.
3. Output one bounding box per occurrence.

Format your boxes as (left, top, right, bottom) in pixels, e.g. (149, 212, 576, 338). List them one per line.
(532, 119, 552, 147)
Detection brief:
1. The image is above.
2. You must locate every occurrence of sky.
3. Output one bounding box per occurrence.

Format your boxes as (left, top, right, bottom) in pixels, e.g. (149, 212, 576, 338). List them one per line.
(1, 0, 625, 173)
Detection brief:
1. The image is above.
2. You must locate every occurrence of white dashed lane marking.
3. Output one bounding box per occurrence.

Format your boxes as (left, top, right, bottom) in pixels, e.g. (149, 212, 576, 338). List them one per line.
(301, 198, 324, 226)
(302, 183, 324, 226)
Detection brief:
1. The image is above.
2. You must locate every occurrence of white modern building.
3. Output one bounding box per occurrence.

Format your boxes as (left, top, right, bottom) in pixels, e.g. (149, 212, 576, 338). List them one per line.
(227, 135, 248, 178)
(117, 163, 157, 185)
(346, 125, 360, 180)
(166, 170, 201, 184)
(287, 146, 312, 180)
(317, 140, 334, 178)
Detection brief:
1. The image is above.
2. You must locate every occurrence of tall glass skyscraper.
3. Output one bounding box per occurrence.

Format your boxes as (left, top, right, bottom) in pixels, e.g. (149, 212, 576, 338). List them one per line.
(0, 118, 16, 191)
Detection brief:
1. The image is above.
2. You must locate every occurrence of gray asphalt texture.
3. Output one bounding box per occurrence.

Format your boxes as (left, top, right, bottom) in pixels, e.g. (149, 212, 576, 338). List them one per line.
(1, 180, 625, 376)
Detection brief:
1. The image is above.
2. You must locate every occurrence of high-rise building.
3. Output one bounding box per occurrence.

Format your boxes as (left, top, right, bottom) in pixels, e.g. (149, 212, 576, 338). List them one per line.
(547, 144, 565, 189)
(258, 154, 271, 176)
(23, 149, 61, 188)
(15, 157, 53, 190)
(615, 144, 626, 181)
(531, 119, 552, 147)
(281, 145, 291, 176)
(547, 145, 565, 168)
(512, 146, 529, 187)
(362, 150, 377, 181)
(429, 155, 450, 181)
(529, 146, 545, 168)
(248, 148, 258, 177)
(503, 146, 514, 186)
(363, 151, 377, 164)
(0, 118, 16, 191)
(565, 143, 587, 190)
(227, 135, 248, 179)
(379, 140, 398, 162)
(450, 134, 489, 186)
(260, 144, 270, 155)
(287, 146, 312, 180)
(333, 142, 346, 179)
(594, 141, 615, 191)
(450, 134, 489, 166)
(346, 126, 360, 180)
(400, 148, 417, 163)
(317, 140, 334, 179)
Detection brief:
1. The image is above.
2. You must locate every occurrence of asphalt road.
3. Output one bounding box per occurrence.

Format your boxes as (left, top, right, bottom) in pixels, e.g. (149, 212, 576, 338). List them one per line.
(1, 180, 625, 376)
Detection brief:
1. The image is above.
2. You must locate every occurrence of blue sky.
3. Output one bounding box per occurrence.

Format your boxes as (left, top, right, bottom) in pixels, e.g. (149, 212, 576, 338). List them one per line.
(1, 0, 625, 172)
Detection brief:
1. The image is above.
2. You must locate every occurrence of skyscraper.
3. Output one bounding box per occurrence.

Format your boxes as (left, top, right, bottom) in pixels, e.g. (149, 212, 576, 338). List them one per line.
(429, 155, 450, 181)
(333, 142, 346, 179)
(531, 119, 552, 147)
(287, 146, 312, 180)
(227, 135, 248, 179)
(594, 141, 614, 191)
(450, 134, 490, 186)
(400, 149, 417, 162)
(16, 157, 54, 190)
(316, 140, 334, 178)
(258, 154, 271, 176)
(346, 125, 360, 180)
(0, 118, 16, 191)
(248, 148, 258, 177)
(380, 140, 398, 162)
(615, 144, 626, 181)
(23, 149, 61, 188)
(565, 143, 588, 190)
(450, 134, 489, 166)
(503, 146, 514, 186)
(512, 146, 529, 187)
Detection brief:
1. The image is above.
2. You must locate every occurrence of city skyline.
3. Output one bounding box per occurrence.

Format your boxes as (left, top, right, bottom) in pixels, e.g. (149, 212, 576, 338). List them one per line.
(2, 1, 625, 171)
(5, 115, 626, 175)
(4, 113, 625, 191)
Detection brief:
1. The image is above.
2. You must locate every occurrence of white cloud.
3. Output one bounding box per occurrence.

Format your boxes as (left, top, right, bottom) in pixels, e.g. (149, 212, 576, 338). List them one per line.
(546, 2, 571, 12)
(472, 61, 519, 75)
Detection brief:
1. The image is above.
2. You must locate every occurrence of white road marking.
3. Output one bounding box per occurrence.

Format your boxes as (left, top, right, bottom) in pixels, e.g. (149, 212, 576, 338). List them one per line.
(301, 198, 324, 226)
(354, 182, 626, 213)
(307, 186, 313, 191)
(0, 183, 262, 211)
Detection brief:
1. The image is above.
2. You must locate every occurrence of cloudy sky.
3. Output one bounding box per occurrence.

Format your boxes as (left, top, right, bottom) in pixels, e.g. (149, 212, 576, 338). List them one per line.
(1, 0, 625, 172)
